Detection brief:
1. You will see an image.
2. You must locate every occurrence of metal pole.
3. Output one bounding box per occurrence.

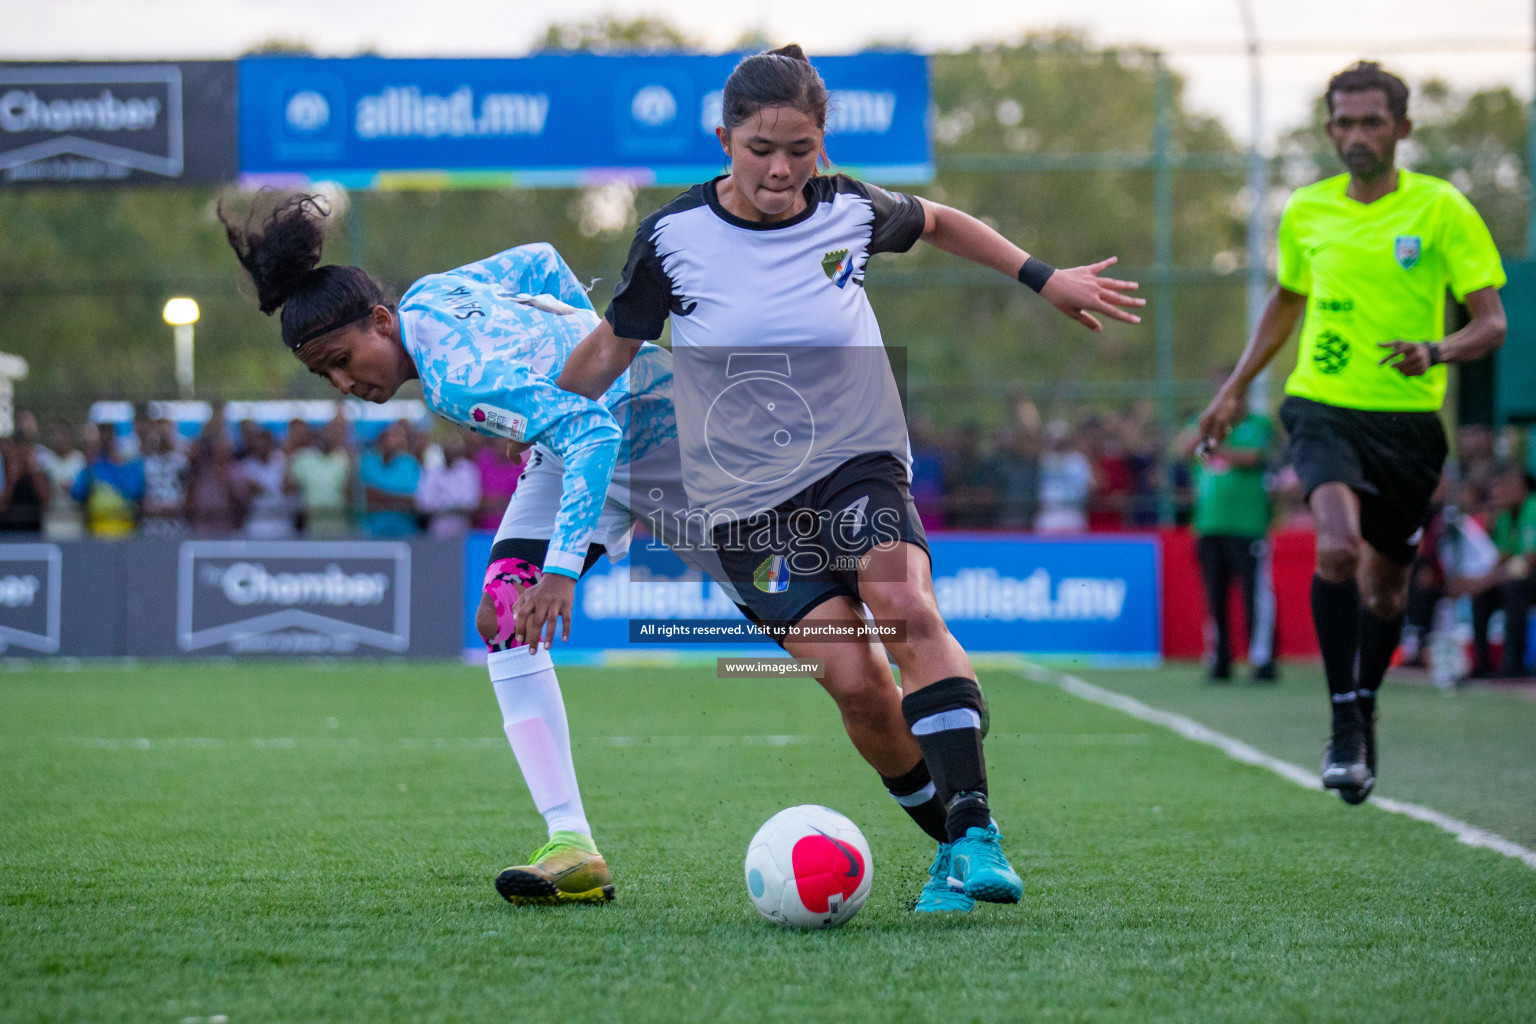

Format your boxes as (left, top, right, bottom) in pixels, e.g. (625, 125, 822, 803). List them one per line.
(1154, 54, 1177, 525)
(347, 189, 366, 267)
(1240, 0, 1271, 414)
(173, 324, 194, 399)
(1528, 0, 1536, 259)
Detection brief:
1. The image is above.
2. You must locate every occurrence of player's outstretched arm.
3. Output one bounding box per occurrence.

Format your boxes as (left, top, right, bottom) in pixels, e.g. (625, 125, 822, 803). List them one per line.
(1377, 286, 1507, 377)
(558, 319, 645, 400)
(1198, 286, 1307, 446)
(916, 198, 1144, 331)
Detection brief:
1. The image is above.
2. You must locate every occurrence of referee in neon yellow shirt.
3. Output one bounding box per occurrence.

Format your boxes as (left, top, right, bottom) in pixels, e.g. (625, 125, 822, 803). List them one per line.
(1199, 62, 1507, 805)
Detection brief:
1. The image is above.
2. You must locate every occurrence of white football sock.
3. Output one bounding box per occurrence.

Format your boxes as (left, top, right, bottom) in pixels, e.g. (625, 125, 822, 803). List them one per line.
(489, 646, 591, 839)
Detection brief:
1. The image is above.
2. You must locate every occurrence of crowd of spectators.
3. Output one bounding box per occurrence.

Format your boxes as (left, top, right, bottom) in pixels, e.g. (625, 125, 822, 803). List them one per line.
(6, 399, 1531, 557)
(909, 396, 1183, 533)
(1397, 424, 1536, 678)
(0, 394, 1351, 542)
(0, 407, 524, 541)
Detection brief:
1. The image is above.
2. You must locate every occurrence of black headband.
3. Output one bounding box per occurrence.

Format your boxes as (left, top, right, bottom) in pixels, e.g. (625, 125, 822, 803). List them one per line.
(288, 306, 375, 352)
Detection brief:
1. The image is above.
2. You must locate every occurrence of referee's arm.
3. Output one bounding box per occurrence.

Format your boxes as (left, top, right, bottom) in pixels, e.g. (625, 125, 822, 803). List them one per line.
(1198, 286, 1307, 444)
(1376, 286, 1506, 377)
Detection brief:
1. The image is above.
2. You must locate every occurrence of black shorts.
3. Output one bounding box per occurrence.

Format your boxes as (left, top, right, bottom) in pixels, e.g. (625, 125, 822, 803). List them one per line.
(712, 452, 928, 635)
(1279, 396, 1447, 566)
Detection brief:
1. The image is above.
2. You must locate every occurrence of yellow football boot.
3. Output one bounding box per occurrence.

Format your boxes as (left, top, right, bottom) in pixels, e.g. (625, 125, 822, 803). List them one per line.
(494, 831, 615, 905)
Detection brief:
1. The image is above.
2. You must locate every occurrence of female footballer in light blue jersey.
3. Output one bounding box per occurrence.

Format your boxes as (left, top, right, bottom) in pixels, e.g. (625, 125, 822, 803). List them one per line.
(223, 194, 690, 905)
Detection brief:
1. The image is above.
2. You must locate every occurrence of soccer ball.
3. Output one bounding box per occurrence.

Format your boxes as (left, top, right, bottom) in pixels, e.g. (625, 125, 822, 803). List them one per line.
(743, 804, 873, 929)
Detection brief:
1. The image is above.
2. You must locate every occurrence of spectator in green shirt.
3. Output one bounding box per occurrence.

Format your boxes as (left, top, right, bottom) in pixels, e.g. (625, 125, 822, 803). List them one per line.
(359, 421, 421, 538)
(287, 418, 355, 537)
(1470, 467, 1536, 677)
(1179, 383, 1278, 683)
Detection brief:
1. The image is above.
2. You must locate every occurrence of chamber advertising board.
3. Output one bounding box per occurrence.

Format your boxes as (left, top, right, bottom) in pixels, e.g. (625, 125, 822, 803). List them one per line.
(0, 543, 61, 654)
(0, 61, 236, 186)
(237, 52, 930, 189)
(173, 540, 414, 655)
(0, 538, 461, 659)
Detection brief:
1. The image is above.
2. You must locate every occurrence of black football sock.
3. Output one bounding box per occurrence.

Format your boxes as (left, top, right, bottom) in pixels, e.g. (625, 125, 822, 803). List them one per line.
(1356, 610, 1403, 724)
(1312, 575, 1361, 702)
(1355, 688, 1377, 733)
(901, 677, 990, 842)
(880, 758, 949, 844)
(1330, 690, 1364, 736)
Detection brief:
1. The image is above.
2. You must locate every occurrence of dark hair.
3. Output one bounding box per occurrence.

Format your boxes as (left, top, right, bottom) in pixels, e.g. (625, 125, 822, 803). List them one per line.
(220, 192, 388, 353)
(1326, 61, 1410, 122)
(720, 43, 829, 135)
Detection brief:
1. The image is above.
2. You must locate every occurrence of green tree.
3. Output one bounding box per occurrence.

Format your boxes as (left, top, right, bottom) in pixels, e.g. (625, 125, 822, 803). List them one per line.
(537, 15, 701, 54)
(1279, 80, 1528, 254)
(243, 39, 316, 56)
(866, 33, 1247, 421)
(6, 29, 1520, 435)
(1404, 83, 1527, 255)
(0, 187, 312, 413)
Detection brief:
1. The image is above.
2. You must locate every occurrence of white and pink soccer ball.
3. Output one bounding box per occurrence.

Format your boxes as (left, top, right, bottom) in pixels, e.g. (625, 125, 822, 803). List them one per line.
(743, 805, 873, 929)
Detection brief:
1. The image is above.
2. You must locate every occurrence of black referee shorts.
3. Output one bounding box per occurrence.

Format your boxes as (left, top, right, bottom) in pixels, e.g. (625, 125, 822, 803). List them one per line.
(1279, 395, 1447, 566)
(712, 452, 929, 637)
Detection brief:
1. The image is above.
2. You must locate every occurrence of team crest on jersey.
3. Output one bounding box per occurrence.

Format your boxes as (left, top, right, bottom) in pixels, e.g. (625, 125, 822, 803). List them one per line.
(1394, 235, 1422, 270)
(470, 403, 528, 441)
(754, 555, 790, 593)
(821, 248, 855, 288)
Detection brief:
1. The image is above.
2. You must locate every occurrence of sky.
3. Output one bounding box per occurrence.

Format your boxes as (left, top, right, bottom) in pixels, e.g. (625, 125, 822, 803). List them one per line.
(6, 0, 1533, 147)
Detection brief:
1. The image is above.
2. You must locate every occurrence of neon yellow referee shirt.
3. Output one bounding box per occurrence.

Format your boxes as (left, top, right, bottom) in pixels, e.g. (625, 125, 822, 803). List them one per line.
(1277, 170, 1506, 412)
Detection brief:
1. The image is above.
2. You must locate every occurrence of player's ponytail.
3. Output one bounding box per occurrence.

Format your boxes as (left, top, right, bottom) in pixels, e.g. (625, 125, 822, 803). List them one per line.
(220, 192, 388, 353)
(721, 43, 829, 136)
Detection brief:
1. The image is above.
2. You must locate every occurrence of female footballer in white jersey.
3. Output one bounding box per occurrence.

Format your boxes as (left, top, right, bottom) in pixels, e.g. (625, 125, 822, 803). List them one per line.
(549, 45, 1144, 911)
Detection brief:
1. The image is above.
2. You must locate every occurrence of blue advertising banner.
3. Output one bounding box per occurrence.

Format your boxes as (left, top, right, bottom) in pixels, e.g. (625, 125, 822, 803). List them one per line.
(463, 533, 1161, 666)
(237, 53, 931, 189)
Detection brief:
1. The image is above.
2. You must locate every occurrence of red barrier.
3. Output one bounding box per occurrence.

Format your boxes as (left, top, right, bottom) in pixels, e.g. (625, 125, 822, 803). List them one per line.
(1160, 529, 1204, 659)
(1160, 528, 1320, 661)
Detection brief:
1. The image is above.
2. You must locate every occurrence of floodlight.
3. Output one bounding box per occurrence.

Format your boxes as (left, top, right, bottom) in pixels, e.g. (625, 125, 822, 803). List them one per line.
(162, 298, 200, 326)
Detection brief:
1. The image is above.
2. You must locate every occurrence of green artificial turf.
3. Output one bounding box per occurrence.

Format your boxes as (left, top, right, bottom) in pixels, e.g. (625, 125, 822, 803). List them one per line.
(1077, 660, 1536, 850)
(1, 661, 1533, 1023)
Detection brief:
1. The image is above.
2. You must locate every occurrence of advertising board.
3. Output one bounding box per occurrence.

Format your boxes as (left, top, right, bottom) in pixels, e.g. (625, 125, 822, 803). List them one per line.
(0, 61, 236, 186)
(0, 543, 61, 654)
(238, 53, 930, 188)
(463, 533, 1161, 665)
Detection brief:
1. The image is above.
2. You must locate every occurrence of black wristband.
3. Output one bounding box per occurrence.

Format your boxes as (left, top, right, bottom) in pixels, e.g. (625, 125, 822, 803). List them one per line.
(1017, 256, 1056, 293)
(1426, 343, 1445, 367)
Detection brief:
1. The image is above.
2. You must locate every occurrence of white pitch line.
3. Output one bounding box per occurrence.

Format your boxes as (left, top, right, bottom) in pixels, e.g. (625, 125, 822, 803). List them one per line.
(1014, 659, 1536, 872)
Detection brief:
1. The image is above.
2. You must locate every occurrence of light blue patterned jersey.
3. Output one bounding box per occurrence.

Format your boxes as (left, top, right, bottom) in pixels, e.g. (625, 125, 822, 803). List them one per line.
(399, 242, 674, 578)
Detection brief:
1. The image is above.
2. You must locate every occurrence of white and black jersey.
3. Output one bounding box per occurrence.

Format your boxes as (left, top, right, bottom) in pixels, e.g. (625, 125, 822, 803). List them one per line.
(606, 174, 926, 520)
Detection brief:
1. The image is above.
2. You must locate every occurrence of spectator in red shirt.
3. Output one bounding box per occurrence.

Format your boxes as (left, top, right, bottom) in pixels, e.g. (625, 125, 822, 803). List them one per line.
(1086, 414, 1133, 531)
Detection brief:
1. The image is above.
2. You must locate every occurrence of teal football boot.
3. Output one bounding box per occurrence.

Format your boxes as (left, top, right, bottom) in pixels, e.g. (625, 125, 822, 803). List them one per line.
(949, 824, 1023, 904)
(912, 841, 975, 913)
